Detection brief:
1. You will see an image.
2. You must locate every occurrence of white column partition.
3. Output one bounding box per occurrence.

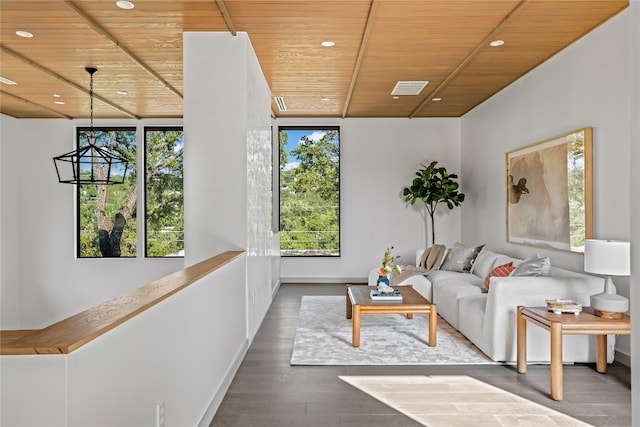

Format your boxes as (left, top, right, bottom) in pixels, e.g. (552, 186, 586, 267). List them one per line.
(183, 32, 274, 338)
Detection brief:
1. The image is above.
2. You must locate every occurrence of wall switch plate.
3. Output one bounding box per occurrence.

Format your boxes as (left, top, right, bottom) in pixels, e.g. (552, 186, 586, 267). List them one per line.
(156, 401, 165, 427)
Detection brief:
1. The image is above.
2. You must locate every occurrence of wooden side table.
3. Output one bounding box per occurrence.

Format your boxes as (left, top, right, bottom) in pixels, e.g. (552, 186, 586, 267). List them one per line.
(517, 306, 630, 400)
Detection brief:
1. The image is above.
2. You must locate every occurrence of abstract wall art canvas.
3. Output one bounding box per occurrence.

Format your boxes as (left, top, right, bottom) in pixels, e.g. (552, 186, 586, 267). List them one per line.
(506, 128, 592, 253)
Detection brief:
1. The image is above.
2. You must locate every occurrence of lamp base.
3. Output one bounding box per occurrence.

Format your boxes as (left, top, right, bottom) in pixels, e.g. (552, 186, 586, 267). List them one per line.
(592, 309, 625, 319)
(590, 292, 628, 317)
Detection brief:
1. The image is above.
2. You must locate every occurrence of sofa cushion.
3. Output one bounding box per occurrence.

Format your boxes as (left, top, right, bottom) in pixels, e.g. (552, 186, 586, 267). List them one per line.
(512, 255, 551, 276)
(458, 294, 488, 352)
(439, 242, 484, 273)
(483, 262, 515, 291)
(429, 270, 483, 328)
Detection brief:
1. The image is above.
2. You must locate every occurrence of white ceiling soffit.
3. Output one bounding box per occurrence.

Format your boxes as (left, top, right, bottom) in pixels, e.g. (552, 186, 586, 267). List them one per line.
(391, 81, 429, 96)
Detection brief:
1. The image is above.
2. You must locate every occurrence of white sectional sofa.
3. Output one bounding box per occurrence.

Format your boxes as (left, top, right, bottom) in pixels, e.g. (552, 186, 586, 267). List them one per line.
(368, 247, 613, 363)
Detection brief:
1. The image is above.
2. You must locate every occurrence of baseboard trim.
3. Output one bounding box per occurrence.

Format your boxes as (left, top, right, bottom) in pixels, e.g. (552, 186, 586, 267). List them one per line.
(197, 338, 250, 427)
(615, 349, 631, 367)
(271, 279, 281, 299)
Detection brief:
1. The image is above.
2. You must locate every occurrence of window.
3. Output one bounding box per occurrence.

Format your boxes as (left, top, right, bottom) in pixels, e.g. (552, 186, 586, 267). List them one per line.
(278, 127, 340, 256)
(77, 127, 137, 258)
(144, 127, 184, 257)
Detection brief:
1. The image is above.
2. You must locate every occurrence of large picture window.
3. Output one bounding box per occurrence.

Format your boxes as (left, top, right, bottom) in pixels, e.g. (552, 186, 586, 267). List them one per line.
(77, 127, 137, 258)
(144, 127, 184, 257)
(278, 127, 340, 256)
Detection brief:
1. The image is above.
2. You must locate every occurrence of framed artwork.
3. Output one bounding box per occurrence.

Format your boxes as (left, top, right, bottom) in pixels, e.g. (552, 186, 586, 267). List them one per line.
(505, 128, 592, 253)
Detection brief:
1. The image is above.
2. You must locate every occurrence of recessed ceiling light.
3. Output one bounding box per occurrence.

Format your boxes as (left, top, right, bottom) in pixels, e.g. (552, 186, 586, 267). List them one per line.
(490, 40, 505, 47)
(116, 1, 135, 10)
(54, 101, 65, 105)
(321, 41, 335, 47)
(392, 96, 399, 100)
(321, 97, 331, 101)
(15, 30, 33, 38)
(432, 97, 442, 101)
(117, 90, 129, 96)
(0, 76, 17, 85)
(53, 93, 61, 98)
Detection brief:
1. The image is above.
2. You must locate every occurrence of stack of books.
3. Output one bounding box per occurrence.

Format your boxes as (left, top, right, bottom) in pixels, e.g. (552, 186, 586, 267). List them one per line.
(370, 289, 403, 301)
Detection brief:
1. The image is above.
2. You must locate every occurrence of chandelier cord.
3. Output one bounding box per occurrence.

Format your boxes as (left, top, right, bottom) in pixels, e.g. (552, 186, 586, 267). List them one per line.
(89, 68, 95, 142)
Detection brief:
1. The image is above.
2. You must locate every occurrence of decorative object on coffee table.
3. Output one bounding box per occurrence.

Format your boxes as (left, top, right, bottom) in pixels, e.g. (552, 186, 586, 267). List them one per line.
(584, 239, 630, 319)
(377, 246, 402, 286)
(402, 161, 465, 246)
(370, 288, 402, 301)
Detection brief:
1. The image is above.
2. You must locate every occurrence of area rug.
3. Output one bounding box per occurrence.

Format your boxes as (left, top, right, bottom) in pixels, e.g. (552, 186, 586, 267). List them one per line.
(291, 296, 499, 365)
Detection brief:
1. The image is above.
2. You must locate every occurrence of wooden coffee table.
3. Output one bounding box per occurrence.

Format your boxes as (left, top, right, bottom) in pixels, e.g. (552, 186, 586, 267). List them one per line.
(517, 306, 631, 401)
(346, 285, 437, 348)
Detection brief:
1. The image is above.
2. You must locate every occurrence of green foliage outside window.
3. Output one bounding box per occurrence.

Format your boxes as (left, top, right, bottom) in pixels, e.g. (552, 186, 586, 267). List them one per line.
(145, 128, 184, 257)
(279, 128, 340, 256)
(78, 128, 137, 257)
(77, 127, 184, 258)
(567, 131, 586, 249)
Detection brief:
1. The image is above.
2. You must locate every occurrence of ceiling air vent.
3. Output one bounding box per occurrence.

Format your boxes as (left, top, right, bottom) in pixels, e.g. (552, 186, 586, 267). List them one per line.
(274, 96, 287, 112)
(391, 81, 429, 96)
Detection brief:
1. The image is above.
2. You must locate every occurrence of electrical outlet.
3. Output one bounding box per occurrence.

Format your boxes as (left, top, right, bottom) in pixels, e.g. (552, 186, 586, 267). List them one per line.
(156, 401, 165, 427)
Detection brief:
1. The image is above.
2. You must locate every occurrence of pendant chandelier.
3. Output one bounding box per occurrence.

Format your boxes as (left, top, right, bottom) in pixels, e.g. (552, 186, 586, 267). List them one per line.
(53, 67, 129, 185)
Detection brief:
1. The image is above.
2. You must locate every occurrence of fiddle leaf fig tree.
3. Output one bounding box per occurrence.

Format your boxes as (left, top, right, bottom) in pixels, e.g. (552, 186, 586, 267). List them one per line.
(402, 161, 465, 246)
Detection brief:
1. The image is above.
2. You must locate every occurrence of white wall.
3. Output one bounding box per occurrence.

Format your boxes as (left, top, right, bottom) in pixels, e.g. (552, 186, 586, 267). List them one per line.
(275, 117, 461, 282)
(628, 1, 639, 422)
(1, 256, 248, 427)
(2, 31, 275, 427)
(183, 31, 274, 337)
(460, 11, 632, 356)
(1, 114, 21, 328)
(0, 116, 184, 329)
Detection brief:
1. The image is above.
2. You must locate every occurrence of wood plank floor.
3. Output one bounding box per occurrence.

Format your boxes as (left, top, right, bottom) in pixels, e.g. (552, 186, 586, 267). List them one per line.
(210, 284, 631, 427)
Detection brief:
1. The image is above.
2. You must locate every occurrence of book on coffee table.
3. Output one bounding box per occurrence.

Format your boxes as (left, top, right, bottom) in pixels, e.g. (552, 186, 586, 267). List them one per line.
(370, 290, 403, 301)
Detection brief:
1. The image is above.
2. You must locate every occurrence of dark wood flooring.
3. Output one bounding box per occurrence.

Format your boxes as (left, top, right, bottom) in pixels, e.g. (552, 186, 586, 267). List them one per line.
(210, 284, 631, 427)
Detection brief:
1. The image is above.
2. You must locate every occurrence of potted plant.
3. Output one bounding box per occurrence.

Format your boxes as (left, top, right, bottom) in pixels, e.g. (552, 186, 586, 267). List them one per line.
(402, 161, 465, 247)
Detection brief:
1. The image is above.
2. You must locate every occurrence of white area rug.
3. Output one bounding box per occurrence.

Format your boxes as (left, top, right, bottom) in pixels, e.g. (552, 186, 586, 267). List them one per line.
(291, 296, 498, 365)
(340, 375, 592, 427)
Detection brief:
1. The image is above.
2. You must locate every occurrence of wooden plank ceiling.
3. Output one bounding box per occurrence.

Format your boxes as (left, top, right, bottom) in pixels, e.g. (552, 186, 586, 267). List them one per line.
(0, 0, 628, 119)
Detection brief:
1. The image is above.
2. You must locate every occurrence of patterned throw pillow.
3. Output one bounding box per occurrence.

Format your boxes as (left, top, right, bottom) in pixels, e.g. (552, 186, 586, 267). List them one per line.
(483, 262, 515, 291)
(512, 256, 551, 277)
(439, 242, 485, 273)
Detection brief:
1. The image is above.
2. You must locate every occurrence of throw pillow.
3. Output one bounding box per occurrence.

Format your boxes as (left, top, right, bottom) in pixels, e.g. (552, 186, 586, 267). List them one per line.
(439, 242, 485, 273)
(512, 256, 551, 277)
(484, 262, 515, 291)
(470, 249, 498, 280)
(419, 245, 448, 270)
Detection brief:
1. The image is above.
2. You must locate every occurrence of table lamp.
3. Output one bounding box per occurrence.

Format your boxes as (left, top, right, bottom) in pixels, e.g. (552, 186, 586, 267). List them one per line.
(584, 239, 630, 319)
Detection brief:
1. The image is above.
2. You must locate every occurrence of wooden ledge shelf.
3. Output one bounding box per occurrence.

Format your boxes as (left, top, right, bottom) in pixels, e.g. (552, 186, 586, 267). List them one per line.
(1, 251, 244, 355)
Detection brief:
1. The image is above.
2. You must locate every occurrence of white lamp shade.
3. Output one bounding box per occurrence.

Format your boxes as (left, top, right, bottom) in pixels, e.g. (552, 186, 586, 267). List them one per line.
(584, 239, 630, 276)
